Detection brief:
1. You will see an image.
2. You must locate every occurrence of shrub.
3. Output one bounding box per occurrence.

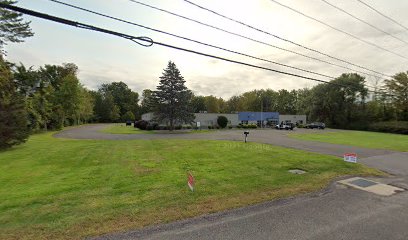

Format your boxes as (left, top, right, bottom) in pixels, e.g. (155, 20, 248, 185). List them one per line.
(175, 125, 182, 130)
(228, 126, 233, 129)
(134, 120, 148, 130)
(208, 126, 213, 129)
(146, 125, 154, 131)
(368, 121, 408, 135)
(186, 125, 192, 129)
(217, 116, 228, 129)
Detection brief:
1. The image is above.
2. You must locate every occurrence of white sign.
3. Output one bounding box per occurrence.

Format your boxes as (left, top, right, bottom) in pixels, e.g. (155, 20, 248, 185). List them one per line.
(344, 153, 357, 163)
(196, 122, 201, 128)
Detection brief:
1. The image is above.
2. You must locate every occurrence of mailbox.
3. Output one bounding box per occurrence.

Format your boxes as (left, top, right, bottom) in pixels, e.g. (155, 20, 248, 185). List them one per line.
(243, 131, 249, 143)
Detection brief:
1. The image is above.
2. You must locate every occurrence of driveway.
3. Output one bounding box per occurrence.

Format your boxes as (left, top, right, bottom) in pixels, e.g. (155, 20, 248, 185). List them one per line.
(55, 124, 394, 158)
(56, 125, 408, 240)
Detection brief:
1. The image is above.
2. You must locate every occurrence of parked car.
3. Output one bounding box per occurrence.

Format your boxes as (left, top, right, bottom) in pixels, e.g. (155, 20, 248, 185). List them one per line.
(305, 122, 325, 129)
(275, 122, 295, 130)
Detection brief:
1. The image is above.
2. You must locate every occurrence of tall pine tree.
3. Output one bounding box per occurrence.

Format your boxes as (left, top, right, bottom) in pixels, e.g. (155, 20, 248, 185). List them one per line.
(0, 55, 29, 149)
(153, 61, 194, 130)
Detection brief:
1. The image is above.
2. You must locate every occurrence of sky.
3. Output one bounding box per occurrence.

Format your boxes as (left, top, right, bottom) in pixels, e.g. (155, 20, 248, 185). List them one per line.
(5, 0, 408, 99)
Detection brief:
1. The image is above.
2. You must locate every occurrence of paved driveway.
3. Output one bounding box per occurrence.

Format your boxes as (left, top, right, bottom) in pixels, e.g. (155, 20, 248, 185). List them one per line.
(54, 124, 394, 158)
(55, 125, 408, 240)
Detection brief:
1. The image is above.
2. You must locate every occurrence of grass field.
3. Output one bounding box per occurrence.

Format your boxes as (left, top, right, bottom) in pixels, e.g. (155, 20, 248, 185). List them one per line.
(0, 132, 382, 239)
(99, 124, 153, 134)
(100, 124, 212, 134)
(290, 130, 408, 152)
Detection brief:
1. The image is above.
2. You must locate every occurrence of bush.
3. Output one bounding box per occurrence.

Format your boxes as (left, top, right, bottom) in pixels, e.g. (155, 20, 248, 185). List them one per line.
(146, 125, 154, 131)
(368, 121, 408, 134)
(134, 120, 148, 130)
(175, 125, 182, 130)
(186, 125, 192, 129)
(228, 126, 233, 129)
(217, 116, 228, 129)
(208, 126, 213, 129)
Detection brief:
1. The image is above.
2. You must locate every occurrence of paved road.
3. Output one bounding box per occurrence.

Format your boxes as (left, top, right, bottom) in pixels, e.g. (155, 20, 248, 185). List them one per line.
(55, 125, 408, 240)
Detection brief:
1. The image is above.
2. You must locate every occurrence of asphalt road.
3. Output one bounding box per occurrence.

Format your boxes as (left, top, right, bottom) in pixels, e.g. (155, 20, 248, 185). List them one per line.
(55, 125, 408, 240)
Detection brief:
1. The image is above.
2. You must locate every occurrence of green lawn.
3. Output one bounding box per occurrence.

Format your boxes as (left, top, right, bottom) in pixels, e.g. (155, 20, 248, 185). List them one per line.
(0, 132, 381, 239)
(290, 130, 408, 151)
(99, 124, 153, 134)
(100, 124, 212, 134)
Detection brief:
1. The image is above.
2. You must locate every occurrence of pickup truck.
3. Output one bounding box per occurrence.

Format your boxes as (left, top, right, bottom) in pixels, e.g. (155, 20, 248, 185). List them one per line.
(275, 123, 295, 130)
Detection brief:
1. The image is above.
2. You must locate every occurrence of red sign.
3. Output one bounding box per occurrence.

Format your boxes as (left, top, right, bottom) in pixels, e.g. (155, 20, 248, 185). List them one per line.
(188, 173, 195, 191)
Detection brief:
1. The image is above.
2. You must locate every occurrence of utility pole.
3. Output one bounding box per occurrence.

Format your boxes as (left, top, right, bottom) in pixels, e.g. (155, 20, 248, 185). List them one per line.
(260, 99, 263, 128)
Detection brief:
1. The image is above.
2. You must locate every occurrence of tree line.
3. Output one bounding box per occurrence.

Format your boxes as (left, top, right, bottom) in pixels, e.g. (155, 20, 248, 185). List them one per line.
(1, 0, 407, 149)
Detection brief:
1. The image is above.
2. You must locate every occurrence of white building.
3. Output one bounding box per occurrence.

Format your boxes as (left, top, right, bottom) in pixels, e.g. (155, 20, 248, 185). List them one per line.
(141, 112, 239, 127)
(279, 115, 307, 125)
(141, 112, 306, 127)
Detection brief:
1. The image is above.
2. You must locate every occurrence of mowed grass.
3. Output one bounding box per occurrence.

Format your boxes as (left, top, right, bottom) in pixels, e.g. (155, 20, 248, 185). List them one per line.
(290, 130, 408, 151)
(99, 124, 152, 134)
(100, 124, 212, 134)
(0, 133, 382, 239)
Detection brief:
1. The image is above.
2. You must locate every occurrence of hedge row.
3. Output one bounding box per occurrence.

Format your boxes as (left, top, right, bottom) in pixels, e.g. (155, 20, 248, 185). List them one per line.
(134, 120, 192, 131)
(237, 123, 257, 129)
(368, 121, 408, 135)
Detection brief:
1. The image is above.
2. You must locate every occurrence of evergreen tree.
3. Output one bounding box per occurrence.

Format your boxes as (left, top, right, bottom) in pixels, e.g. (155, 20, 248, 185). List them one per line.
(153, 61, 194, 130)
(0, 0, 34, 49)
(0, 56, 28, 149)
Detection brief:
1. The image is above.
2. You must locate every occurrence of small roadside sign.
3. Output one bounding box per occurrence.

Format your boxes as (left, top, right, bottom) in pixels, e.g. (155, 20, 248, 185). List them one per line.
(187, 172, 195, 192)
(344, 153, 357, 163)
(196, 122, 201, 128)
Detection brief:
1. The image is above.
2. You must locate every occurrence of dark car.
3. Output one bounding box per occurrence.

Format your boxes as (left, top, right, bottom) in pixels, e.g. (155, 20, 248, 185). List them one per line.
(306, 122, 325, 129)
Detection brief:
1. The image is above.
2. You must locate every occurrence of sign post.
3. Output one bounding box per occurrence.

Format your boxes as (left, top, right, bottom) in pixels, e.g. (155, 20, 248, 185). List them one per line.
(243, 131, 249, 143)
(187, 172, 195, 192)
(344, 153, 357, 163)
(196, 121, 201, 130)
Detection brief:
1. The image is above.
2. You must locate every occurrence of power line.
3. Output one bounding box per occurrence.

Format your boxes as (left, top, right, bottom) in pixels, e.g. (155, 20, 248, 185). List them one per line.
(0, 2, 389, 96)
(47, 0, 335, 80)
(182, 0, 392, 79)
(321, 0, 408, 46)
(356, 0, 408, 31)
(127, 0, 388, 80)
(269, 0, 408, 61)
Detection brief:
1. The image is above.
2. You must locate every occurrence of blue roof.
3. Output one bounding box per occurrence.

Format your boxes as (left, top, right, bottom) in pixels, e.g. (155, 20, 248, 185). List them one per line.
(238, 112, 279, 121)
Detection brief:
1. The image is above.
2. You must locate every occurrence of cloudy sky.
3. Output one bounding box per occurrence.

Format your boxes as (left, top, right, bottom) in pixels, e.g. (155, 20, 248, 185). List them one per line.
(5, 0, 408, 99)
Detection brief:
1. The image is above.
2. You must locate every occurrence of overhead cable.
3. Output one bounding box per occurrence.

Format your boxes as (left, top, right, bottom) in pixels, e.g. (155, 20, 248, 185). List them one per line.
(269, 0, 408, 61)
(356, 0, 408, 31)
(128, 0, 388, 80)
(0, 3, 388, 95)
(182, 0, 392, 78)
(47, 0, 335, 80)
(321, 0, 408, 46)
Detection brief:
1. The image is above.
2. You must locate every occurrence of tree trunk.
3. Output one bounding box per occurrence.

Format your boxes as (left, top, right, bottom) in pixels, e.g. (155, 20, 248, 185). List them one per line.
(170, 118, 174, 131)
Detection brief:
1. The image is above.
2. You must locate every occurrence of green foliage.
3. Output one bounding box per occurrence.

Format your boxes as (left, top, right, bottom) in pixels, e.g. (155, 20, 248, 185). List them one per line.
(191, 95, 206, 113)
(368, 121, 408, 135)
(0, 56, 28, 149)
(384, 72, 408, 121)
(153, 61, 194, 130)
(94, 91, 120, 123)
(140, 89, 154, 115)
(99, 81, 139, 120)
(217, 115, 228, 128)
(122, 111, 135, 121)
(0, 0, 34, 48)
